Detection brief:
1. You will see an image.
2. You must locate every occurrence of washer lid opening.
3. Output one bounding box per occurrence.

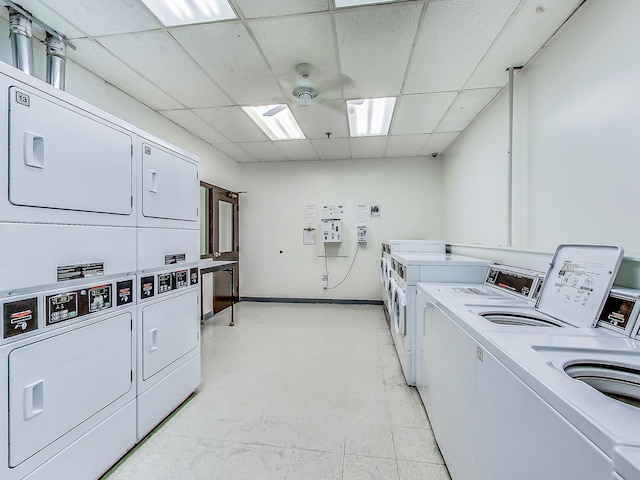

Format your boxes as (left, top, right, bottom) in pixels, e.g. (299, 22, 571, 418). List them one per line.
(565, 363, 640, 408)
(481, 313, 564, 327)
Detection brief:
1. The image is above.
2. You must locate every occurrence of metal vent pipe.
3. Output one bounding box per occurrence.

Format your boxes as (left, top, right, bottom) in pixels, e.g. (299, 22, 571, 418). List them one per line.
(8, 7, 34, 75)
(46, 32, 66, 90)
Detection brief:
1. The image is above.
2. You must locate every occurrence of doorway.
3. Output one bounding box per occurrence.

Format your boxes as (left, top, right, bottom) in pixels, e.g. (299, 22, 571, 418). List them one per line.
(200, 182, 239, 314)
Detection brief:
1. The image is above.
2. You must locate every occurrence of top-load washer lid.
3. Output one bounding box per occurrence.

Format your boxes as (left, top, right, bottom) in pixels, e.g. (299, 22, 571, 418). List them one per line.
(535, 244, 624, 328)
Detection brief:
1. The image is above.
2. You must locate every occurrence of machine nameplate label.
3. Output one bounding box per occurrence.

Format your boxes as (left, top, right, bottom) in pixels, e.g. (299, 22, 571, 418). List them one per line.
(57, 262, 104, 282)
(3, 298, 38, 339)
(165, 254, 186, 265)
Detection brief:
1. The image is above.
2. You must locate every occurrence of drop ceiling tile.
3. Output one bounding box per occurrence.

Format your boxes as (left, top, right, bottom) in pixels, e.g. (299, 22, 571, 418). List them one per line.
(97, 31, 231, 108)
(419, 132, 461, 157)
(215, 143, 257, 163)
(234, 0, 330, 18)
(435, 88, 500, 133)
(291, 101, 349, 139)
(67, 39, 182, 110)
(275, 140, 319, 161)
(335, 2, 423, 98)
(349, 136, 388, 159)
(171, 22, 283, 105)
(466, 0, 584, 88)
(159, 109, 231, 144)
(237, 142, 288, 162)
(311, 138, 351, 160)
(385, 134, 429, 158)
(249, 14, 342, 99)
(404, 0, 521, 94)
(391, 92, 458, 135)
(193, 106, 269, 142)
(21, 0, 161, 37)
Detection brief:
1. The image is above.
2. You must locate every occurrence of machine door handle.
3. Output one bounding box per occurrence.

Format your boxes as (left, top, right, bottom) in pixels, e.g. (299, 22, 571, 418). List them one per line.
(148, 170, 158, 193)
(149, 328, 158, 352)
(24, 379, 45, 420)
(24, 132, 45, 169)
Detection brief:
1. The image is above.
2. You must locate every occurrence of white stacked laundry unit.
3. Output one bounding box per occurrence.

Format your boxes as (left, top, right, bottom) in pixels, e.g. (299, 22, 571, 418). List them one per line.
(0, 63, 138, 479)
(134, 132, 201, 439)
(380, 240, 445, 320)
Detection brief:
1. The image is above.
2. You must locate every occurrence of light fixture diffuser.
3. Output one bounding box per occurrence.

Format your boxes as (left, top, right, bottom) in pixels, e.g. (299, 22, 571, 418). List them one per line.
(141, 0, 236, 26)
(335, 0, 401, 8)
(242, 105, 306, 141)
(346, 97, 396, 137)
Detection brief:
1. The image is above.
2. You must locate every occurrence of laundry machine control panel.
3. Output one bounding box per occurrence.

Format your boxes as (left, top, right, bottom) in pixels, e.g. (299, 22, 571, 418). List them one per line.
(140, 267, 197, 300)
(46, 283, 114, 326)
(485, 267, 540, 300)
(598, 287, 640, 336)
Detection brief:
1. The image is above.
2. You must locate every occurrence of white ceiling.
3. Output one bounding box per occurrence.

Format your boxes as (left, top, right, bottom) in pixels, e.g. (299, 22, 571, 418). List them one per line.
(8, 0, 584, 163)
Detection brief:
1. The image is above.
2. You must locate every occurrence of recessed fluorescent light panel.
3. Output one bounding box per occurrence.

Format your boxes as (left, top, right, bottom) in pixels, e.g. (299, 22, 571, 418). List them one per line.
(242, 105, 306, 141)
(141, 0, 236, 26)
(335, 0, 401, 8)
(346, 97, 396, 137)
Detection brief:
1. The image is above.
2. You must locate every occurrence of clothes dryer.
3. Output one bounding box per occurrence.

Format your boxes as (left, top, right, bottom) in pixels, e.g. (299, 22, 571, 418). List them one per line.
(0, 275, 137, 480)
(380, 240, 445, 320)
(388, 252, 490, 385)
(0, 62, 137, 294)
(136, 265, 201, 439)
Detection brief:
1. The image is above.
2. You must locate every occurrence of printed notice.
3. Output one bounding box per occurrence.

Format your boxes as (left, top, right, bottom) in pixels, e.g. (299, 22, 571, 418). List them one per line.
(356, 204, 370, 225)
(554, 261, 601, 306)
(303, 228, 316, 245)
(304, 205, 317, 226)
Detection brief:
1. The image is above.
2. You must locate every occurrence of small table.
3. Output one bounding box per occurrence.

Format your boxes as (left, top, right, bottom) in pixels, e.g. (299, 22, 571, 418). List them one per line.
(199, 259, 237, 326)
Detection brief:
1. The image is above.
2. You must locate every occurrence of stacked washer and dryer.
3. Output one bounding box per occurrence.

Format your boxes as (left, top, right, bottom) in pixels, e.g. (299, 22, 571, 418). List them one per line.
(380, 240, 445, 321)
(387, 250, 491, 385)
(0, 62, 200, 478)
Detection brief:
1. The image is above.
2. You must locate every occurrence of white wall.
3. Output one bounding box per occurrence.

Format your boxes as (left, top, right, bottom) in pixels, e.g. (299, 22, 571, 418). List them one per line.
(0, 16, 240, 191)
(237, 157, 443, 300)
(442, 0, 640, 287)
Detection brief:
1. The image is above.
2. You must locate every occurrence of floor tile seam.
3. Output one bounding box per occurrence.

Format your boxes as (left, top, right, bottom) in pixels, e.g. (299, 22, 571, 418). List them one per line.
(390, 425, 434, 432)
(344, 450, 397, 461)
(340, 428, 347, 480)
(395, 458, 447, 466)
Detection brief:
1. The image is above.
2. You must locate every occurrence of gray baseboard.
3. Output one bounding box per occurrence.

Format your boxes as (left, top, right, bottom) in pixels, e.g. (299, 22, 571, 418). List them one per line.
(202, 311, 214, 321)
(239, 297, 383, 306)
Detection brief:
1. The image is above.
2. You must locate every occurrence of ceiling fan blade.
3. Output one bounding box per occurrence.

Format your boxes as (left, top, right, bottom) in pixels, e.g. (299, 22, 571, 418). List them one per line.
(263, 105, 287, 117)
(319, 72, 354, 92)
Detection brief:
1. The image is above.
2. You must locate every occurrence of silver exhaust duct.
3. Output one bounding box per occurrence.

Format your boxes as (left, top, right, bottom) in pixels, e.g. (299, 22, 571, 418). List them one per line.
(8, 7, 34, 75)
(46, 32, 66, 90)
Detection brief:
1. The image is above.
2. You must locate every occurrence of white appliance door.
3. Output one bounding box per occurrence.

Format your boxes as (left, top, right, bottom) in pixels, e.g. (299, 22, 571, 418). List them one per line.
(141, 290, 199, 381)
(8, 87, 133, 215)
(8, 312, 133, 467)
(141, 143, 198, 222)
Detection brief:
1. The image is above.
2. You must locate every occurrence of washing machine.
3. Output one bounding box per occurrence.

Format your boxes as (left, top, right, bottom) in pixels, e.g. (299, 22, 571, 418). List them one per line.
(0, 275, 137, 480)
(415, 244, 630, 480)
(473, 331, 640, 480)
(380, 240, 445, 321)
(0, 61, 137, 294)
(388, 251, 490, 385)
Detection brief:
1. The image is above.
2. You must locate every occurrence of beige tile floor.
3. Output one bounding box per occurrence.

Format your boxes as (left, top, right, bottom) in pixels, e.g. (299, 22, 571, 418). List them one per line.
(104, 302, 451, 480)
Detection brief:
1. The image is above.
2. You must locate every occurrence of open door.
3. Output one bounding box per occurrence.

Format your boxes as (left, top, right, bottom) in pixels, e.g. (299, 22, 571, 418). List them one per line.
(210, 186, 239, 313)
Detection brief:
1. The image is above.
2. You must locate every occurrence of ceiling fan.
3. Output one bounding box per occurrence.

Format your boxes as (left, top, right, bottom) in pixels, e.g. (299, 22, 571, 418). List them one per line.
(263, 63, 351, 117)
